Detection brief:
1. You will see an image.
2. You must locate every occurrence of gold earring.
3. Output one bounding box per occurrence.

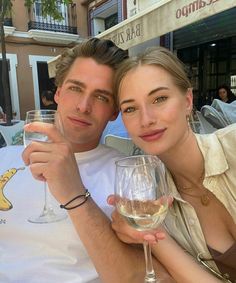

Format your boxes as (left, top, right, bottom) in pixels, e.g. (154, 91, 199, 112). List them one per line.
(186, 114, 190, 123)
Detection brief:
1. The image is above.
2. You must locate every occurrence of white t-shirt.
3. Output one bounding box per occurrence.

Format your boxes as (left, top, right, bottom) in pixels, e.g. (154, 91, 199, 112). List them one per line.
(0, 145, 124, 283)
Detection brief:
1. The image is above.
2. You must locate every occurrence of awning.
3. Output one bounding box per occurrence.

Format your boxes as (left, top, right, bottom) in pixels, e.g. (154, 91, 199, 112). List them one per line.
(96, 0, 236, 50)
(48, 0, 236, 77)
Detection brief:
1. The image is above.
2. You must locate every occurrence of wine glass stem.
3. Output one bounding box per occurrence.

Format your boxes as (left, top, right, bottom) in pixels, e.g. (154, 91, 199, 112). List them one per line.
(143, 241, 157, 283)
(42, 182, 53, 215)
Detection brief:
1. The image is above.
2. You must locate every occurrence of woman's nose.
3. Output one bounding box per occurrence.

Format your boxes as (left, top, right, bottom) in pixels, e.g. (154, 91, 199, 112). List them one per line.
(140, 108, 156, 127)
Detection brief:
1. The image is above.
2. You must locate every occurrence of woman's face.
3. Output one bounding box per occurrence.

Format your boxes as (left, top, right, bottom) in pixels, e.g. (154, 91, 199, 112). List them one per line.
(118, 65, 192, 156)
(218, 88, 228, 102)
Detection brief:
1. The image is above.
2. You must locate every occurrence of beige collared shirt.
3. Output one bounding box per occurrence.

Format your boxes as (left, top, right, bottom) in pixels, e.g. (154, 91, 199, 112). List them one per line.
(164, 123, 236, 274)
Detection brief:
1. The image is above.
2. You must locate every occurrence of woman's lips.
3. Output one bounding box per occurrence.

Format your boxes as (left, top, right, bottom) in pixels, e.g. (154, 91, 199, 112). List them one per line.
(139, 128, 166, 142)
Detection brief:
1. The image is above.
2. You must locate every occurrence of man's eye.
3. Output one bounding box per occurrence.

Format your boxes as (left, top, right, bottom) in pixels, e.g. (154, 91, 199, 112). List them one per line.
(154, 96, 167, 103)
(96, 95, 109, 103)
(69, 86, 81, 92)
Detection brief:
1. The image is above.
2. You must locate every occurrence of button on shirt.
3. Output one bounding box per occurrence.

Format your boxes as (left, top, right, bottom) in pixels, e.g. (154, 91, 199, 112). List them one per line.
(164, 123, 236, 274)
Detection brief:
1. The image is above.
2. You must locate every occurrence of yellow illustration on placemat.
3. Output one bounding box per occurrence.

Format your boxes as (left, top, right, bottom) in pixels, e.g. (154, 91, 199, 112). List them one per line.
(0, 167, 25, 211)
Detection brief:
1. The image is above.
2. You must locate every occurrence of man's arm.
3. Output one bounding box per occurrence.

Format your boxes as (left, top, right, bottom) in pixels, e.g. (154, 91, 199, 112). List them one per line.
(69, 198, 175, 283)
(22, 122, 175, 283)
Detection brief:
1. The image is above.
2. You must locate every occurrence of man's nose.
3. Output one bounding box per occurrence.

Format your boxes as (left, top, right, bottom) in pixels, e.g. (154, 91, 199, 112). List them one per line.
(76, 95, 92, 114)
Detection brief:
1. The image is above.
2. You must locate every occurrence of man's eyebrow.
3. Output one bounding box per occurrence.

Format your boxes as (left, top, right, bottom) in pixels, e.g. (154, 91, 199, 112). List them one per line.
(120, 87, 169, 106)
(95, 89, 113, 97)
(65, 79, 85, 88)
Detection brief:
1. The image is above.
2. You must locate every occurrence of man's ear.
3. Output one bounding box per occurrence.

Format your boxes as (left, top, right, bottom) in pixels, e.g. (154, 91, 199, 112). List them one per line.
(110, 110, 119, 121)
(54, 88, 61, 104)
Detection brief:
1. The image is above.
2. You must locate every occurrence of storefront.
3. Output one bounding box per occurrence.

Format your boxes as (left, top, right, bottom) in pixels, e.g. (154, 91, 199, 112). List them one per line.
(175, 7, 236, 108)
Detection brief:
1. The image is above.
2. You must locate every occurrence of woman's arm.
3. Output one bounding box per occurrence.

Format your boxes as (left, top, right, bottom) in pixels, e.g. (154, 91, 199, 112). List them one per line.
(152, 233, 222, 283)
(109, 198, 221, 283)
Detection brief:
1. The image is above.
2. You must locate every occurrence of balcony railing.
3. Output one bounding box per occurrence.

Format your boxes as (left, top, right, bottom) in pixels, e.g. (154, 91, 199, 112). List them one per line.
(4, 18, 13, 27)
(28, 3, 77, 35)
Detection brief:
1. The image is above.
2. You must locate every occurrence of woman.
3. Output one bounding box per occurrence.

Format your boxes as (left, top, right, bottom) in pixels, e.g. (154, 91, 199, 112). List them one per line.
(216, 85, 236, 103)
(109, 47, 236, 282)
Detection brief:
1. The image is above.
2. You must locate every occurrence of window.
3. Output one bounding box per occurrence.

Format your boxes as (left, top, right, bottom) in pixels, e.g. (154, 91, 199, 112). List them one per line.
(34, 0, 68, 25)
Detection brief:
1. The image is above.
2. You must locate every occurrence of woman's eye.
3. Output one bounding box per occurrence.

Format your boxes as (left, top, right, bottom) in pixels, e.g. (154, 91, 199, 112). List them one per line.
(154, 96, 167, 103)
(122, 106, 135, 113)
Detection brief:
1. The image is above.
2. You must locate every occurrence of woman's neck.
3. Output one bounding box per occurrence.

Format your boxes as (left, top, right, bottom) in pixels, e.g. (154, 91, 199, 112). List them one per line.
(159, 132, 205, 188)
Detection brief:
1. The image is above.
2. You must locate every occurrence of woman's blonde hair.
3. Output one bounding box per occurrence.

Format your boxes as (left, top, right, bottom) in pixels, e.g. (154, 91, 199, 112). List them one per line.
(114, 46, 192, 106)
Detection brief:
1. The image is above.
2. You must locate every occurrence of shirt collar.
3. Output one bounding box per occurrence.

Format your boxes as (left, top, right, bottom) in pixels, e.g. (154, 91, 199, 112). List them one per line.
(166, 133, 229, 201)
(195, 133, 228, 177)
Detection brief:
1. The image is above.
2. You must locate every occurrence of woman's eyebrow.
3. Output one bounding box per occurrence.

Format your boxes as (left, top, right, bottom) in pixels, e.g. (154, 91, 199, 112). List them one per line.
(148, 87, 169, 96)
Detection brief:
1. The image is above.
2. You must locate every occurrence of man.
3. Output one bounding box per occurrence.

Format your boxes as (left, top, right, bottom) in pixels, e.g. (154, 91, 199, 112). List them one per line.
(1, 38, 174, 283)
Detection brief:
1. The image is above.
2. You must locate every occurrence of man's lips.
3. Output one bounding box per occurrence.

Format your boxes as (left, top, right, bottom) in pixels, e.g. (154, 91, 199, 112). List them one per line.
(139, 128, 166, 142)
(68, 116, 92, 127)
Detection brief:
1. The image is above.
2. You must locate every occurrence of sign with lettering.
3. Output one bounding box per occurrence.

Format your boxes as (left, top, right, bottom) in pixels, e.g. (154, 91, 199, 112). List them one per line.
(48, 0, 236, 77)
(96, 0, 236, 50)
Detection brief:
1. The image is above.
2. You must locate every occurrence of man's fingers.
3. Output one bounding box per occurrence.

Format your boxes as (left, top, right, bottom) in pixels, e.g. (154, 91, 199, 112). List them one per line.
(24, 122, 65, 143)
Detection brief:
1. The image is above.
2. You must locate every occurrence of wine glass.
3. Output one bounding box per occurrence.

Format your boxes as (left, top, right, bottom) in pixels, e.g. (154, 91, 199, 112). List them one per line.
(115, 155, 169, 283)
(24, 109, 67, 224)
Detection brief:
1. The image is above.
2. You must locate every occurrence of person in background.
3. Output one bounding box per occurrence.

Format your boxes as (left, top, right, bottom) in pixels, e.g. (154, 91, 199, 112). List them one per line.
(216, 84, 236, 103)
(0, 38, 174, 283)
(41, 89, 57, 110)
(109, 46, 236, 283)
(0, 105, 6, 120)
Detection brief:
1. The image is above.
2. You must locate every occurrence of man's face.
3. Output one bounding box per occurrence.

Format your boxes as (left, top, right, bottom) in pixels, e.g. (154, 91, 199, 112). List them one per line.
(55, 57, 118, 152)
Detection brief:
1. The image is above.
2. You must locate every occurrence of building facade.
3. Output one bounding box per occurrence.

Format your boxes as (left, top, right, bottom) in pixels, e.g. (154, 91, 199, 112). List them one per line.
(0, 0, 88, 119)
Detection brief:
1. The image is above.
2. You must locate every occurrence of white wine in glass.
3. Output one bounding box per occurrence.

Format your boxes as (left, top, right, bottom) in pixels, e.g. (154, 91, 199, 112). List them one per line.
(24, 109, 67, 224)
(115, 155, 169, 283)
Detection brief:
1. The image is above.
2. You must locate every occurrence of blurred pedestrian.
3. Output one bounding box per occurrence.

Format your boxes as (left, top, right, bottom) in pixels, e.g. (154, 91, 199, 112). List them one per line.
(216, 84, 236, 103)
(0, 105, 6, 121)
(41, 90, 57, 110)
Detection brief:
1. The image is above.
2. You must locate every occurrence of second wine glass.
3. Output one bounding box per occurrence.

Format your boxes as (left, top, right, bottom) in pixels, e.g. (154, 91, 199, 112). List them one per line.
(24, 109, 67, 224)
(115, 155, 169, 283)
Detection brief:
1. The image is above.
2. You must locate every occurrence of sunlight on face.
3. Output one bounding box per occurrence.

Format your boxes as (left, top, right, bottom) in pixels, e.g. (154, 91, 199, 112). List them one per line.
(54, 57, 118, 151)
(119, 65, 193, 156)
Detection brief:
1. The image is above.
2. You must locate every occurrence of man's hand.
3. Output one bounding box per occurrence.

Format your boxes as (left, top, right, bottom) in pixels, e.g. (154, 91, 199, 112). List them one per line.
(22, 122, 85, 204)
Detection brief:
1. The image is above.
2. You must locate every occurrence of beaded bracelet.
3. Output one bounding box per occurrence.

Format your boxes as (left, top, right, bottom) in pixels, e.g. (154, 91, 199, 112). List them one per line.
(60, 189, 91, 210)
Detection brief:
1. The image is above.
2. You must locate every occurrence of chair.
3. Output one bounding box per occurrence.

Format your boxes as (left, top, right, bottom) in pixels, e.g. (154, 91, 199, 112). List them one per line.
(195, 111, 217, 134)
(105, 134, 141, 156)
(200, 105, 228, 129)
(0, 120, 24, 146)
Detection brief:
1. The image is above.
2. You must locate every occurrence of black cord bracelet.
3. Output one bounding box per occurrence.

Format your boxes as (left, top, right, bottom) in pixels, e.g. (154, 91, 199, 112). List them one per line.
(60, 189, 91, 210)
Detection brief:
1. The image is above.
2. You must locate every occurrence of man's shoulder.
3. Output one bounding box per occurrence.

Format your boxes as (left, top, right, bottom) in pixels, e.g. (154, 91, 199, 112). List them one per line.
(99, 143, 126, 159)
(0, 146, 24, 170)
(0, 145, 24, 155)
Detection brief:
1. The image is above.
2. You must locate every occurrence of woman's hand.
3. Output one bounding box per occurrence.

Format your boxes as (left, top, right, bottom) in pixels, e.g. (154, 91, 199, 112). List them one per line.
(107, 195, 166, 245)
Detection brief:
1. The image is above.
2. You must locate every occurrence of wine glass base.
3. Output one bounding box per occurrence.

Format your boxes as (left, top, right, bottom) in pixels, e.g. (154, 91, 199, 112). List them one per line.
(144, 278, 157, 283)
(28, 209, 67, 224)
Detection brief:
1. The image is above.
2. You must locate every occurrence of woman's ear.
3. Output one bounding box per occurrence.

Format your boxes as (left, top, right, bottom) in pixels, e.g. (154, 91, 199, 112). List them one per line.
(185, 88, 193, 115)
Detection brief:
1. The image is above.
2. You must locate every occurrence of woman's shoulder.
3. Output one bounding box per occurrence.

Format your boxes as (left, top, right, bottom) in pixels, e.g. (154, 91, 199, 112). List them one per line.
(214, 123, 236, 139)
